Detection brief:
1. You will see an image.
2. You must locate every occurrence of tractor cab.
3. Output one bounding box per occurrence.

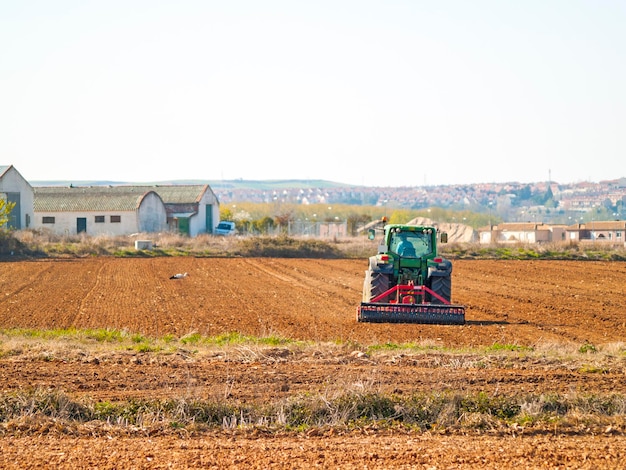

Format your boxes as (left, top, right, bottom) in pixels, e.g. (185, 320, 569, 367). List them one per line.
(390, 229, 431, 258)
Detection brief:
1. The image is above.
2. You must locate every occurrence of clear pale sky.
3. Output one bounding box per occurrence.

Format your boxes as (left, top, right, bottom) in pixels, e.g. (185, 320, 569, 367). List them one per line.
(2, 1, 625, 187)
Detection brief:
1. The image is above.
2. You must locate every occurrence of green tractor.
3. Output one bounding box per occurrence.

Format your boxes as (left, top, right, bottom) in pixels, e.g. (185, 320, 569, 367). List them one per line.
(357, 221, 465, 324)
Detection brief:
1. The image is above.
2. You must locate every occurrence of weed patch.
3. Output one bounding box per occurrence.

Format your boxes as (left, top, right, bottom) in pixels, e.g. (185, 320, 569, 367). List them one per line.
(2, 388, 624, 436)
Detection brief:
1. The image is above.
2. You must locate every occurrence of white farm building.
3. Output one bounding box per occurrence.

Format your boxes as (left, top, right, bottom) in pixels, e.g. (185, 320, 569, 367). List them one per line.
(150, 185, 220, 236)
(33, 184, 220, 237)
(34, 186, 168, 236)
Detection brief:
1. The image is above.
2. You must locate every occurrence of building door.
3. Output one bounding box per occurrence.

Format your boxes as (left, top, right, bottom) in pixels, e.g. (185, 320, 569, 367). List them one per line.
(6, 193, 20, 229)
(206, 204, 214, 234)
(77, 217, 87, 234)
(178, 217, 190, 235)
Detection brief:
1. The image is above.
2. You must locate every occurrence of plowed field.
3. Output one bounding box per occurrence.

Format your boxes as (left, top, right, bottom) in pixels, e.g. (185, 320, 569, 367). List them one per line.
(1, 258, 626, 468)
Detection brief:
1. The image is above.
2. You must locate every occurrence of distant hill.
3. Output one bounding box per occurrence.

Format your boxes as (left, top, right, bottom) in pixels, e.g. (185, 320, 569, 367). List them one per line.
(30, 179, 351, 189)
(207, 179, 352, 190)
(31, 180, 130, 187)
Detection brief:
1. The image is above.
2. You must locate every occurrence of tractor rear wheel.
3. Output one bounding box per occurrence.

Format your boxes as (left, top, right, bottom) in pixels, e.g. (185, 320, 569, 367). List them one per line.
(429, 275, 452, 304)
(363, 269, 391, 302)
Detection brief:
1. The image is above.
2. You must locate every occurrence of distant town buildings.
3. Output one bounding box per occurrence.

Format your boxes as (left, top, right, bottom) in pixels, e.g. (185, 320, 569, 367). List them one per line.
(213, 178, 626, 245)
(478, 221, 626, 246)
(213, 178, 626, 225)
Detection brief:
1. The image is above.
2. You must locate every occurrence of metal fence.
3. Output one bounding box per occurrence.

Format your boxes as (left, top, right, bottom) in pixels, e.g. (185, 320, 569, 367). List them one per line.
(288, 220, 348, 238)
(242, 220, 348, 238)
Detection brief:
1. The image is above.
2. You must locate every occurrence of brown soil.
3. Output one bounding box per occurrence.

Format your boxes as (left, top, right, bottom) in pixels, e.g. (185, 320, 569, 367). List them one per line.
(0, 433, 624, 469)
(1, 258, 626, 468)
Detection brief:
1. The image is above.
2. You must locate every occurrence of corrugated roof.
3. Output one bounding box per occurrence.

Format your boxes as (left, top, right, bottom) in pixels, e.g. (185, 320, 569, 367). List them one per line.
(169, 212, 196, 218)
(34, 186, 160, 212)
(33, 184, 212, 212)
(149, 185, 209, 204)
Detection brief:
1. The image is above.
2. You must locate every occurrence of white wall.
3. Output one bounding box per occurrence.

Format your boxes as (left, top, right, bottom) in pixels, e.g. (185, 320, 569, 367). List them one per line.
(137, 192, 168, 232)
(497, 231, 537, 243)
(36, 211, 140, 236)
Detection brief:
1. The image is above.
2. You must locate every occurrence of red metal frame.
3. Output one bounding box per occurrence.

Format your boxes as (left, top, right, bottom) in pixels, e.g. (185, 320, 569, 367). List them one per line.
(370, 282, 450, 305)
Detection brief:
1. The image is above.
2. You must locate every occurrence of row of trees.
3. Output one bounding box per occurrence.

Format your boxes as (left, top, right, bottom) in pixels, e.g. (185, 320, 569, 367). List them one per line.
(219, 202, 497, 236)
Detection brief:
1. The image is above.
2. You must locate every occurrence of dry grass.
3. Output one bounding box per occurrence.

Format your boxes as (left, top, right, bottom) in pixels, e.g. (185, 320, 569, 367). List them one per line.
(10, 229, 372, 258)
(10, 228, 626, 261)
(1, 387, 624, 437)
(12, 230, 237, 257)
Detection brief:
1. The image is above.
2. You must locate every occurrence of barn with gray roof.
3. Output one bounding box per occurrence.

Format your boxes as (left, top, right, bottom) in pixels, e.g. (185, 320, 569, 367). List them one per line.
(148, 184, 220, 236)
(33, 184, 220, 237)
(34, 186, 168, 236)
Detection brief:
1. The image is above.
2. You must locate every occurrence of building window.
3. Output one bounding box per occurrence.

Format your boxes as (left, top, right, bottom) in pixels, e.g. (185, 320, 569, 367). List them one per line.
(110, 215, 121, 223)
(42, 216, 55, 224)
(95, 215, 105, 223)
(617, 231, 622, 239)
